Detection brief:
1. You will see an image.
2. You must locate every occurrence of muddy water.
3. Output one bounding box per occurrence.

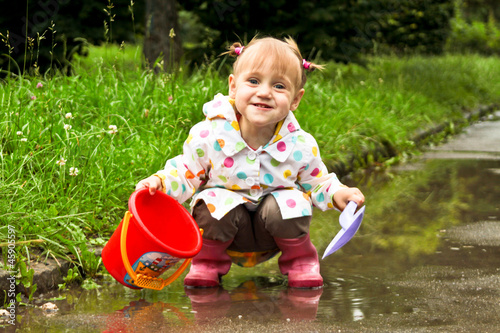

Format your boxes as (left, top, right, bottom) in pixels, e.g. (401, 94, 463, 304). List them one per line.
(9, 158, 500, 332)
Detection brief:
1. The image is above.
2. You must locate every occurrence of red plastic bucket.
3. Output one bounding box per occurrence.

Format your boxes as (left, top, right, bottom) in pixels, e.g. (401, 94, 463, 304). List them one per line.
(102, 189, 202, 289)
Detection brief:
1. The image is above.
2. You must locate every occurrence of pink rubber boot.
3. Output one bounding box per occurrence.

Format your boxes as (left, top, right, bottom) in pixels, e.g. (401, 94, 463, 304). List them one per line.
(184, 239, 233, 288)
(274, 234, 323, 288)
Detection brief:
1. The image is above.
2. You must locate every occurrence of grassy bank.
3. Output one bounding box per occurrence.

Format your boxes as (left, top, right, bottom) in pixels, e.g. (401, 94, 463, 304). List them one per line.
(1, 44, 500, 277)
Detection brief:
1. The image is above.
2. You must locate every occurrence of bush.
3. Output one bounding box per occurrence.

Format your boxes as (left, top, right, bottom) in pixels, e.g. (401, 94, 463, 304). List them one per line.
(182, 0, 454, 64)
(446, 1, 500, 54)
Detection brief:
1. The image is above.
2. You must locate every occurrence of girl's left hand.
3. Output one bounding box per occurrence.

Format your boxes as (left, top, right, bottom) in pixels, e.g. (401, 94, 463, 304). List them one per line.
(333, 187, 365, 211)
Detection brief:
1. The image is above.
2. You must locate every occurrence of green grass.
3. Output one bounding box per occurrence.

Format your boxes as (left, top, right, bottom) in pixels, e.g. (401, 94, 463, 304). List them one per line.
(1, 44, 500, 274)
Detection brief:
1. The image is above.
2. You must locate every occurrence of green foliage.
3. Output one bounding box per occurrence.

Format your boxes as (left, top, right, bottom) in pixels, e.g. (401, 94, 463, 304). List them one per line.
(446, 0, 500, 54)
(16, 260, 37, 303)
(375, 0, 455, 55)
(182, 0, 454, 63)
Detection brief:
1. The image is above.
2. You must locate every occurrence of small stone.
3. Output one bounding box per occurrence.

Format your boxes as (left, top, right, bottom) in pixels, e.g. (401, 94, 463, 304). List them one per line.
(41, 302, 58, 312)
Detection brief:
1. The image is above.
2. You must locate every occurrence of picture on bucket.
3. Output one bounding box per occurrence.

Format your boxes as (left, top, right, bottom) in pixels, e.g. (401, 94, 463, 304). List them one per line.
(133, 36, 365, 289)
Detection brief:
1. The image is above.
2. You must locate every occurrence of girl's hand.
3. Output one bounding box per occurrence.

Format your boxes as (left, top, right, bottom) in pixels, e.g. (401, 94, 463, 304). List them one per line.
(135, 176, 162, 195)
(333, 187, 365, 211)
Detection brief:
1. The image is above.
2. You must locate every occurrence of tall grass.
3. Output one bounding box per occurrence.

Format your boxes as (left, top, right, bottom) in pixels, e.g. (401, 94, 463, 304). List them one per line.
(1, 43, 500, 269)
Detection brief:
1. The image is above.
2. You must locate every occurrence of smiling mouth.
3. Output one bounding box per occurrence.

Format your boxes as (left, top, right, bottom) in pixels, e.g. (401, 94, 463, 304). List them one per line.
(253, 103, 272, 109)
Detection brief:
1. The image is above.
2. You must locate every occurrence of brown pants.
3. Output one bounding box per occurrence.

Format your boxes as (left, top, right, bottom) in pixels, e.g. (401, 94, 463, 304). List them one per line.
(192, 194, 311, 253)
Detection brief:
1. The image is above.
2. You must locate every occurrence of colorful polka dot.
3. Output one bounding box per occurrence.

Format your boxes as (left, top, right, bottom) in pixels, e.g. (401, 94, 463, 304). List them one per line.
(224, 122, 234, 131)
(207, 204, 216, 213)
(170, 160, 177, 168)
(207, 191, 216, 197)
(287, 122, 296, 132)
(312, 146, 318, 157)
(214, 140, 222, 151)
(277, 141, 286, 152)
(302, 183, 312, 191)
(217, 139, 225, 148)
(317, 193, 325, 202)
(213, 101, 222, 108)
(301, 209, 309, 216)
(263, 174, 274, 185)
(170, 169, 178, 177)
(231, 121, 240, 131)
(182, 184, 186, 193)
(293, 151, 303, 161)
(186, 134, 193, 144)
(231, 184, 241, 190)
(298, 135, 306, 143)
(224, 157, 234, 168)
(225, 198, 234, 205)
(286, 199, 296, 208)
(218, 175, 228, 183)
(271, 159, 280, 167)
(200, 130, 209, 138)
(185, 170, 195, 179)
(237, 172, 247, 179)
(235, 142, 246, 151)
(283, 170, 292, 178)
(171, 181, 179, 191)
(246, 156, 256, 165)
(196, 148, 204, 157)
(310, 168, 320, 177)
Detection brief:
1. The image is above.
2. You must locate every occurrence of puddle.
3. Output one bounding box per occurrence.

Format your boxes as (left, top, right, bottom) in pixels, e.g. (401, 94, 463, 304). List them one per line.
(6, 158, 500, 332)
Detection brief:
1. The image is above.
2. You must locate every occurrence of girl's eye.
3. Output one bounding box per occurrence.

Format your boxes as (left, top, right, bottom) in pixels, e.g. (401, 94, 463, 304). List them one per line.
(248, 79, 258, 84)
(274, 83, 285, 89)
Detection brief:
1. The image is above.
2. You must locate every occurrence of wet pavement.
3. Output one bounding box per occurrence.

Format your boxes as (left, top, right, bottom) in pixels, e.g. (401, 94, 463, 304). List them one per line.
(4, 111, 500, 332)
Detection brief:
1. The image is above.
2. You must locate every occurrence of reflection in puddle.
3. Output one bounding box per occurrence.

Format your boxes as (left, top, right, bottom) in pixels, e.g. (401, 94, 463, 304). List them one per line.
(10, 159, 500, 332)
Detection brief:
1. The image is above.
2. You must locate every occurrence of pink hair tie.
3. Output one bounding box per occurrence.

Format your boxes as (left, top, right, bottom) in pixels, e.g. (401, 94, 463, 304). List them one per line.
(302, 59, 311, 70)
(234, 46, 244, 55)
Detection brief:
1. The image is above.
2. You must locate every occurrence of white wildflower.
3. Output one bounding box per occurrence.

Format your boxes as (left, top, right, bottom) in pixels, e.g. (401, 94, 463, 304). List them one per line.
(65, 112, 73, 119)
(20, 138, 28, 142)
(16, 131, 23, 136)
(69, 167, 79, 176)
(64, 124, 72, 131)
(56, 158, 67, 166)
(108, 125, 118, 134)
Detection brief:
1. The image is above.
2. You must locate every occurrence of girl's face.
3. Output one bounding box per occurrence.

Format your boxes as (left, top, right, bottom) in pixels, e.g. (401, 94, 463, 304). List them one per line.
(229, 61, 304, 135)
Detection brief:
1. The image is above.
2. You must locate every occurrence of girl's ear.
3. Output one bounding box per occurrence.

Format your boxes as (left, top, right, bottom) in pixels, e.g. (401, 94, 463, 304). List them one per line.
(290, 88, 305, 111)
(228, 74, 237, 99)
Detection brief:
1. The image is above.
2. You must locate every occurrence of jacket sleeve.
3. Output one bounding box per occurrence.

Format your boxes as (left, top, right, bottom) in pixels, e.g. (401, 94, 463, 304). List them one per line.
(297, 133, 347, 211)
(154, 122, 211, 204)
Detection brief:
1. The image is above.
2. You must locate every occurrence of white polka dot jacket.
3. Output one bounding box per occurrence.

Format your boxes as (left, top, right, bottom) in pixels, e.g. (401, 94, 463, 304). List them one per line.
(154, 94, 346, 220)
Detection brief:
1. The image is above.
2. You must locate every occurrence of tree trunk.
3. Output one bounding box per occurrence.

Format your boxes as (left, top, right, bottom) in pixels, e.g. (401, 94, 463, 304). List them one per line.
(143, 0, 182, 72)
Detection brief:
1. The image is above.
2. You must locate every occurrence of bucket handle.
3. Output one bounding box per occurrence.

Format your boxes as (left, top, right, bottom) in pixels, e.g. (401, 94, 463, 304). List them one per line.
(120, 211, 201, 290)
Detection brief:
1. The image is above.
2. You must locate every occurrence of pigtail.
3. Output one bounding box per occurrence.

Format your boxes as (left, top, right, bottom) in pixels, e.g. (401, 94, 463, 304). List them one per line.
(303, 60, 325, 72)
(283, 36, 325, 73)
(221, 42, 244, 57)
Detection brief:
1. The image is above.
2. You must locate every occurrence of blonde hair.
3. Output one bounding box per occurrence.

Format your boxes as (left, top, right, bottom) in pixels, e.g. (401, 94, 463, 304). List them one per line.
(222, 36, 324, 90)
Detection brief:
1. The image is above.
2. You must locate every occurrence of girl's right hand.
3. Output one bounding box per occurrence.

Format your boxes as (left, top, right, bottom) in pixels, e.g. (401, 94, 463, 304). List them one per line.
(135, 175, 162, 195)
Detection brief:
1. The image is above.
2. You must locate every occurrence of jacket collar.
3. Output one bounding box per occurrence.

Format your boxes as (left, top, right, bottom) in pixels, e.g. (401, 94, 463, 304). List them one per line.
(202, 94, 301, 162)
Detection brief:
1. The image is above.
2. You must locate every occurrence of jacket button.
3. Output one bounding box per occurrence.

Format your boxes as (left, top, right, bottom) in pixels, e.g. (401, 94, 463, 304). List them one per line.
(245, 178, 255, 186)
(248, 151, 257, 160)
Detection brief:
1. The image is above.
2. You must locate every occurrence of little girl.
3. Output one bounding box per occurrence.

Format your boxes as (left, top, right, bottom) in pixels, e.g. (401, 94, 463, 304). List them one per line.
(136, 36, 364, 289)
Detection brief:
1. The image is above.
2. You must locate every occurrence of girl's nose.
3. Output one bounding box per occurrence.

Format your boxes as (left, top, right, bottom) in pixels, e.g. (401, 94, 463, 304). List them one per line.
(256, 84, 272, 98)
